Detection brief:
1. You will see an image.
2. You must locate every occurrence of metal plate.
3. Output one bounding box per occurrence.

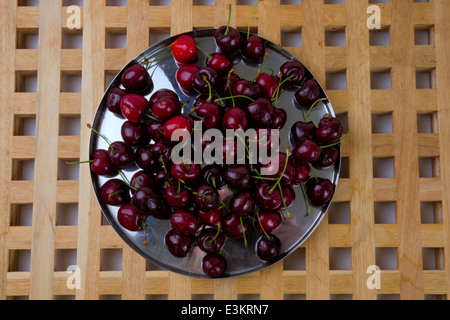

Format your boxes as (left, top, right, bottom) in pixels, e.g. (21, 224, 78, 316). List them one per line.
(89, 29, 341, 279)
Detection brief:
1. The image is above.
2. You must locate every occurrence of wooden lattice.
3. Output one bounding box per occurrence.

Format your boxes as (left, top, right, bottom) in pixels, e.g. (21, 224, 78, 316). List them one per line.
(1, 0, 449, 300)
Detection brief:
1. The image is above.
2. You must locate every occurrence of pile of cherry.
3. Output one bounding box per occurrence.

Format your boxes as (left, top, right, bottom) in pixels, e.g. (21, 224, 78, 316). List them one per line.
(88, 24, 344, 278)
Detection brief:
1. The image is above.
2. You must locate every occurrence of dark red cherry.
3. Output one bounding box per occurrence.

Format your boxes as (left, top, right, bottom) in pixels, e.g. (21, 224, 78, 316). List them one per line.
(230, 191, 255, 217)
(147, 121, 164, 142)
(197, 207, 222, 227)
(171, 161, 201, 183)
(291, 161, 312, 186)
(193, 66, 219, 94)
(255, 72, 280, 101)
(255, 182, 282, 210)
(221, 213, 250, 240)
(176, 64, 201, 93)
(117, 203, 144, 232)
(225, 165, 251, 190)
(305, 178, 334, 206)
(131, 186, 161, 216)
(206, 52, 233, 75)
(316, 115, 344, 145)
(151, 139, 173, 168)
(197, 228, 225, 254)
(260, 152, 294, 185)
(153, 203, 173, 220)
(171, 35, 198, 64)
(232, 79, 262, 106)
(201, 164, 226, 189)
(149, 88, 179, 106)
(100, 179, 130, 206)
(241, 35, 265, 64)
(271, 108, 287, 129)
(292, 138, 322, 164)
(163, 115, 192, 142)
(256, 234, 281, 261)
(155, 169, 172, 189)
(120, 94, 150, 123)
(218, 72, 241, 98)
(291, 121, 317, 142)
(194, 102, 222, 129)
(193, 184, 219, 211)
(130, 170, 154, 195)
(215, 25, 241, 57)
(107, 87, 127, 115)
(249, 128, 280, 151)
(294, 79, 321, 107)
(121, 121, 149, 146)
(135, 144, 156, 172)
(202, 253, 227, 278)
(314, 146, 340, 168)
(255, 210, 282, 234)
(91, 149, 117, 176)
(245, 97, 274, 128)
(170, 209, 200, 235)
(152, 96, 182, 122)
(165, 229, 194, 258)
(108, 141, 135, 169)
(121, 64, 153, 94)
(222, 107, 249, 131)
(279, 60, 305, 86)
(281, 184, 296, 208)
(165, 184, 190, 208)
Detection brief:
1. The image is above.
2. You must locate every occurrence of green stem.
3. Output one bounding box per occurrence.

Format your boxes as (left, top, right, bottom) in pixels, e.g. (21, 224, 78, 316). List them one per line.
(269, 147, 290, 194)
(214, 95, 255, 104)
(209, 224, 222, 244)
(144, 114, 160, 122)
(87, 124, 115, 153)
(225, 4, 232, 35)
(304, 98, 328, 126)
(118, 170, 137, 191)
(319, 131, 349, 149)
(247, 0, 262, 40)
(203, 76, 213, 102)
(309, 164, 318, 182)
(271, 74, 295, 102)
(240, 217, 248, 248)
(301, 183, 311, 216)
(256, 208, 270, 239)
(66, 160, 94, 165)
(278, 183, 291, 218)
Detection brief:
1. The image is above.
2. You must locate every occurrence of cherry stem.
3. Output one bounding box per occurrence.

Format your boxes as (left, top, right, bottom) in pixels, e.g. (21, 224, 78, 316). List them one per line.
(141, 50, 172, 70)
(141, 219, 148, 246)
(118, 170, 137, 191)
(66, 160, 94, 165)
(214, 95, 255, 104)
(240, 217, 248, 248)
(144, 114, 160, 122)
(108, 190, 124, 201)
(247, 0, 262, 40)
(203, 76, 213, 102)
(227, 68, 236, 107)
(309, 164, 319, 182)
(160, 155, 168, 174)
(209, 224, 221, 244)
(256, 208, 270, 239)
(304, 98, 328, 126)
(301, 183, 311, 216)
(225, 4, 232, 35)
(271, 73, 295, 102)
(278, 183, 291, 218)
(269, 147, 290, 194)
(235, 132, 251, 160)
(319, 131, 350, 149)
(177, 179, 185, 193)
(254, 53, 271, 81)
(87, 124, 115, 153)
(192, 192, 211, 200)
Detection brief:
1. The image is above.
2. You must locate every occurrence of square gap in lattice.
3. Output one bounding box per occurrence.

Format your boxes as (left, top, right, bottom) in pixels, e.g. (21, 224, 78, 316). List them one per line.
(106, 29, 127, 49)
(12, 159, 35, 181)
(60, 115, 81, 136)
(369, 28, 390, 46)
(57, 203, 78, 226)
(372, 112, 393, 134)
(281, 0, 302, 4)
(328, 202, 350, 224)
(101, 249, 123, 271)
(419, 157, 440, 178)
(18, 0, 39, 6)
(283, 247, 306, 270)
(374, 202, 396, 224)
(55, 249, 77, 272)
(422, 248, 445, 270)
(149, 29, 171, 46)
(15, 71, 37, 93)
(63, 0, 83, 6)
(62, 30, 83, 49)
(375, 247, 398, 270)
(378, 294, 399, 300)
(415, 26, 434, 45)
(373, 157, 394, 178)
(61, 72, 82, 93)
(281, 28, 302, 47)
(371, 70, 391, 90)
(58, 159, 80, 181)
(14, 115, 36, 136)
(326, 71, 347, 90)
(146, 295, 169, 300)
(416, 70, 435, 89)
(106, 0, 127, 6)
(101, 295, 122, 300)
(324, 0, 345, 4)
(10, 204, 33, 226)
(17, 29, 39, 49)
(329, 247, 351, 270)
(417, 112, 438, 133)
(330, 294, 352, 300)
(193, 0, 214, 5)
(284, 294, 306, 300)
(9, 249, 31, 272)
(421, 201, 442, 224)
(149, 0, 171, 6)
(325, 29, 346, 47)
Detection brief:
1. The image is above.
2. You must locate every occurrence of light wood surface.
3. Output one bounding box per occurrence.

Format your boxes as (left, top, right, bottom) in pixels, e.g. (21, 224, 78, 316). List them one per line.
(1, 0, 449, 300)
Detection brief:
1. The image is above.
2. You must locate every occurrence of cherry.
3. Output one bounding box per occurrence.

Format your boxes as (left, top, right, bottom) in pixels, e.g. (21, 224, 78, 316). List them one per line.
(201, 164, 226, 189)
(292, 137, 322, 164)
(222, 107, 249, 131)
(162, 115, 192, 142)
(245, 97, 274, 128)
(291, 161, 312, 186)
(206, 52, 233, 76)
(271, 108, 287, 129)
(194, 102, 222, 129)
(249, 128, 280, 151)
(107, 87, 127, 115)
(155, 169, 172, 189)
(255, 72, 280, 101)
(171, 35, 198, 64)
(314, 146, 340, 168)
(153, 203, 173, 220)
(225, 165, 251, 190)
(193, 184, 219, 211)
(218, 72, 241, 98)
(279, 61, 305, 87)
(147, 120, 164, 142)
(231, 79, 262, 106)
(171, 161, 201, 183)
(193, 66, 218, 94)
(316, 115, 344, 145)
(131, 186, 161, 216)
(260, 152, 294, 185)
(176, 64, 200, 93)
(214, 4, 241, 57)
(256, 234, 281, 261)
(130, 170, 154, 195)
(221, 213, 250, 240)
(197, 228, 225, 254)
(108, 141, 135, 169)
(294, 79, 321, 107)
(121, 121, 149, 146)
(90, 149, 117, 176)
(165, 182, 190, 208)
(100, 179, 130, 206)
(305, 177, 334, 206)
(117, 203, 144, 232)
(120, 94, 150, 123)
(152, 96, 182, 122)
(281, 184, 296, 208)
(151, 139, 173, 168)
(121, 64, 153, 94)
(242, 35, 265, 64)
(291, 121, 316, 142)
(230, 191, 255, 217)
(135, 144, 156, 172)
(197, 207, 222, 227)
(170, 209, 200, 235)
(165, 229, 194, 258)
(202, 253, 227, 278)
(254, 210, 282, 234)
(255, 182, 282, 210)
(149, 88, 179, 106)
